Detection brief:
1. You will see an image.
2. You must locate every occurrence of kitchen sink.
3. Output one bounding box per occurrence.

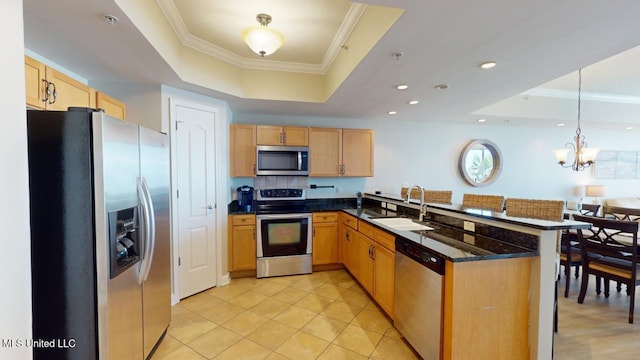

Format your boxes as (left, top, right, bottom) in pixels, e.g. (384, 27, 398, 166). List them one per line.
(371, 217, 434, 231)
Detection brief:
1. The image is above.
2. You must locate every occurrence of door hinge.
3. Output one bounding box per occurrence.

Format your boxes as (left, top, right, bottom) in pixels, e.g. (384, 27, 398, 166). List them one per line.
(178, 257, 181, 266)
(175, 120, 184, 131)
(176, 189, 179, 198)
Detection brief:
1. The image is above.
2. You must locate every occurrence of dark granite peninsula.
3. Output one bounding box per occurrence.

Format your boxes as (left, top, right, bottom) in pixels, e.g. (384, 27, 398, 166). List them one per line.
(360, 193, 589, 360)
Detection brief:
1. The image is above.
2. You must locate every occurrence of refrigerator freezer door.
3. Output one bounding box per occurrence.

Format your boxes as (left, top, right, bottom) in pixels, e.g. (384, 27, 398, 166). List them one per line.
(94, 112, 144, 359)
(139, 126, 172, 357)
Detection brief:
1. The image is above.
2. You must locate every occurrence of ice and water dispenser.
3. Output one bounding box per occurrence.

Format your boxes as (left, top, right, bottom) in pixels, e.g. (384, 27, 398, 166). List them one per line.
(108, 207, 140, 278)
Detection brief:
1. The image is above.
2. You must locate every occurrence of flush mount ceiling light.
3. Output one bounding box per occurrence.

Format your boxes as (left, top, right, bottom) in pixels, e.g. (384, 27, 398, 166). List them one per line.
(408, 100, 419, 105)
(480, 61, 496, 69)
(241, 13, 284, 57)
(396, 84, 408, 90)
(434, 84, 448, 90)
(554, 69, 599, 171)
(477, 118, 486, 123)
(103, 14, 119, 25)
(387, 111, 397, 115)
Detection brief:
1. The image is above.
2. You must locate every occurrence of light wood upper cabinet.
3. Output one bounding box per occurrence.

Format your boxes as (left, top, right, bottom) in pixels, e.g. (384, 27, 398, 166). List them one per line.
(96, 92, 126, 120)
(45, 67, 95, 111)
(25, 55, 93, 110)
(230, 124, 257, 177)
(342, 129, 374, 177)
(257, 125, 308, 146)
(25, 55, 125, 118)
(309, 128, 342, 176)
(25, 56, 46, 109)
(309, 127, 374, 177)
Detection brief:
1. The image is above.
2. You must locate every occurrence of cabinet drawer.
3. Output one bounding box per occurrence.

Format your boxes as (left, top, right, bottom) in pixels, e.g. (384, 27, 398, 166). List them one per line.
(313, 212, 338, 223)
(342, 213, 358, 230)
(374, 229, 396, 251)
(359, 221, 375, 239)
(232, 214, 256, 226)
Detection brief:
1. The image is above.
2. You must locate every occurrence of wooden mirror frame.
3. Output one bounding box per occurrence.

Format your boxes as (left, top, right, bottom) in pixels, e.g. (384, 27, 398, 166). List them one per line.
(458, 139, 502, 187)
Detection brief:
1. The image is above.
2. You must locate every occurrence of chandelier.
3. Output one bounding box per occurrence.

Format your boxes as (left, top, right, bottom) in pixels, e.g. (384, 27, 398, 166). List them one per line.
(241, 13, 284, 57)
(553, 69, 599, 171)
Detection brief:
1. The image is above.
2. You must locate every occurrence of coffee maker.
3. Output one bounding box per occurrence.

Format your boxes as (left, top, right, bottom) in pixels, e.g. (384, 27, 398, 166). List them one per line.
(236, 185, 254, 212)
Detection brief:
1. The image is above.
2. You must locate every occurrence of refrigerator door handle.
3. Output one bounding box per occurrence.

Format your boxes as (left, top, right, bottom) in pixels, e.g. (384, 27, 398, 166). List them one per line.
(140, 177, 156, 282)
(137, 178, 151, 285)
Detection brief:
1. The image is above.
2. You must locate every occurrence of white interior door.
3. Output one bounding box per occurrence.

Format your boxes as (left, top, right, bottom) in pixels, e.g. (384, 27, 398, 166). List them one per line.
(175, 102, 217, 298)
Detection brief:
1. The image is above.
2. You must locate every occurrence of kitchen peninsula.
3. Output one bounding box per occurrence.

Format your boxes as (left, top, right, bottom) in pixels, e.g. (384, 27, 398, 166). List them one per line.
(361, 193, 590, 360)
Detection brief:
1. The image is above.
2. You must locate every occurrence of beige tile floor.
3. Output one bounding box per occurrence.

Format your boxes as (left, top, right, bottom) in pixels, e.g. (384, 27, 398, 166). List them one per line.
(151, 270, 419, 360)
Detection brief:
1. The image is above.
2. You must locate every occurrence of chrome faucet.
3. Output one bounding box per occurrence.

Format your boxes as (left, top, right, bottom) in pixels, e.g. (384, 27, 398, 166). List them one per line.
(406, 185, 426, 222)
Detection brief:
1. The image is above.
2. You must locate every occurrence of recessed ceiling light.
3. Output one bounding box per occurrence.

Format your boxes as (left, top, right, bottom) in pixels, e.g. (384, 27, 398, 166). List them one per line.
(625, 126, 634, 130)
(477, 118, 486, 123)
(434, 84, 448, 90)
(408, 100, 419, 105)
(388, 111, 397, 115)
(396, 84, 408, 90)
(103, 14, 119, 25)
(557, 123, 566, 127)
(480, 61, 496, 69)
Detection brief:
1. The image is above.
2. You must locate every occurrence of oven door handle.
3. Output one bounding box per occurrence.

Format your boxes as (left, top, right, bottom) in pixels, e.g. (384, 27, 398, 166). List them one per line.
(257, 213, 312, 220)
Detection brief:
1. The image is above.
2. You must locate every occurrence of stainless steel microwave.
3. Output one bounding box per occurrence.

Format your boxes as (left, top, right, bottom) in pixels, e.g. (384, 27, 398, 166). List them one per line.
(256, 145, 309, 176)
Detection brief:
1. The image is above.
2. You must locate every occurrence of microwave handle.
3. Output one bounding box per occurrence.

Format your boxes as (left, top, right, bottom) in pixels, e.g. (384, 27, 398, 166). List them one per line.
(298, 151, 302, 171)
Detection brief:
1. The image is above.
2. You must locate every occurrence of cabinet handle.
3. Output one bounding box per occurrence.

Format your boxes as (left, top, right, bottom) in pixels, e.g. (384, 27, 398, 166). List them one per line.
(279, 132, 283, 143)
(253, 229, 256, 239)
(346, 231, 350, 241)
(313, 226, 316, 237)
(48, 82, 57, 105)
(253, 163, 256, 175)
(283, 132, 287, 144)
(371, 245, 375, 260)
(40, 79, 50, 102)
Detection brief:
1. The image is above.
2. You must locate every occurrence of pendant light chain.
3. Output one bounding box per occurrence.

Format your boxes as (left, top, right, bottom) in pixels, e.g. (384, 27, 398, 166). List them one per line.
(576, 69, 582, 138)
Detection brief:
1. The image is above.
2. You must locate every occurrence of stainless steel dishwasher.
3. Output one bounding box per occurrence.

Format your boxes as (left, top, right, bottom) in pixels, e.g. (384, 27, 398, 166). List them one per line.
(394, 237, 445, 360)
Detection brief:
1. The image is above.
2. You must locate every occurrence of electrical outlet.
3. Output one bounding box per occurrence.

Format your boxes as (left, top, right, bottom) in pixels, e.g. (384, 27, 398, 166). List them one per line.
(463, 221, 475, 232)
(387, 203, 397, 211)
(463, 234, 476, 245)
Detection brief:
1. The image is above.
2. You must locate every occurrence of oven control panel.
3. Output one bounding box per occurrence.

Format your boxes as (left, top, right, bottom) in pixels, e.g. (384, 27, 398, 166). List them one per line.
(258, 188, 305, 200)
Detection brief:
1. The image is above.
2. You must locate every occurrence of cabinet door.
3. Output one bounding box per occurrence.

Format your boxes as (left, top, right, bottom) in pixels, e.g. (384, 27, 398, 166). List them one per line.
(309, 127, 342, 176)
(256, 125, 283, 145)
(342, 129, 374, 177)
(45, 67, 92, 111)
(373, 245, 395, 318)
(283, 126, 309, 146)
(25, 56, 46, 109)
(356, 233, 375, 294)
(341, 224, 355, 273)
(312, 222, 339, 265)
(96, 92, 126, 120)
(230, 124, 257, 177)
(231, 225, 256, 270)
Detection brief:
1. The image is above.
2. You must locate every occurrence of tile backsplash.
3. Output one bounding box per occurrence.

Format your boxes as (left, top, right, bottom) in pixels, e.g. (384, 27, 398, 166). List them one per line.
(254, 176, 309, 189)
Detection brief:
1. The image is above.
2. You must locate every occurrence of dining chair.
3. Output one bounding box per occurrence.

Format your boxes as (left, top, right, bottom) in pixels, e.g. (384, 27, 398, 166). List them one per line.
(601, 205, 640, 295)
(462, 194, 505, 212)
(424, 190, 453, 205)
(504, 198, 565, 332)
(560, 204, 601, 298)
(573, 214, 640, 323)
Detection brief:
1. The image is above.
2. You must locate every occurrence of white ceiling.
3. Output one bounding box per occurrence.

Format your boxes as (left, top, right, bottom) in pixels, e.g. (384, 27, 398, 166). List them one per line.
(22, 0, 640, 128)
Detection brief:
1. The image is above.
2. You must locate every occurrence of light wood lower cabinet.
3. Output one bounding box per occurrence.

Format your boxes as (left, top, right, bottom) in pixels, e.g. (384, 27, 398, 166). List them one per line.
(443, 257, 531, 358)
(228, 214, 256, 271)
(340, 213, 358, 274)
(341, 212, 395, 318)
(312, 212, 339, 265)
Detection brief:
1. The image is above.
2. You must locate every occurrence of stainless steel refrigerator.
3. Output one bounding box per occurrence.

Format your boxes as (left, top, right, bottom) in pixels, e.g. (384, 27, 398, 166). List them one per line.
(27, 108, 171, 360)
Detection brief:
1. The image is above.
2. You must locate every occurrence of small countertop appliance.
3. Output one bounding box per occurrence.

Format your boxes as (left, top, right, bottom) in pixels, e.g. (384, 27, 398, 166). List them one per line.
(237, 185, 254, 212)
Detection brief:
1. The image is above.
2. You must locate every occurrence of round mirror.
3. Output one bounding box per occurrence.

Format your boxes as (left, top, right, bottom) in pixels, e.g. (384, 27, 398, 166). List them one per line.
(458, 139, 502, 187)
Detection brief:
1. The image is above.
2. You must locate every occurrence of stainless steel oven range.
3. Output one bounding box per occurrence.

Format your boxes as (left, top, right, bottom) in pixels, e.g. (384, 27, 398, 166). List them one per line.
(255, 188, 312, 278)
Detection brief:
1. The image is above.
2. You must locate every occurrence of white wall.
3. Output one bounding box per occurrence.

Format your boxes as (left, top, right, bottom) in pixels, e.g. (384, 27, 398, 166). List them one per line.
(0, 0, 33, 358)
(234, 114, 640, 204)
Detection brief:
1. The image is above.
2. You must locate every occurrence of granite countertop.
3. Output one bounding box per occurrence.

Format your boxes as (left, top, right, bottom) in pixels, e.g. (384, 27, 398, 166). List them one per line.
(365, 192, 591, 231)
(343, 208, 537, 262)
